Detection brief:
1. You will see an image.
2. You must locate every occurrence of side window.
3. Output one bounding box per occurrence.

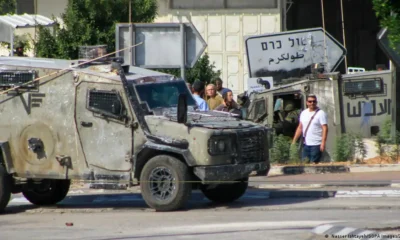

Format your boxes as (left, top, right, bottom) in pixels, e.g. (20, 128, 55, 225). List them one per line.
(86, 89, 125, 119)
(248, 97, 268, 122)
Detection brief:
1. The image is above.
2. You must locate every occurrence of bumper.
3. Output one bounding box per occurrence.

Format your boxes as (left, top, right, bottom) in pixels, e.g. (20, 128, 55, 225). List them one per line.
(193, 161, 270, 183)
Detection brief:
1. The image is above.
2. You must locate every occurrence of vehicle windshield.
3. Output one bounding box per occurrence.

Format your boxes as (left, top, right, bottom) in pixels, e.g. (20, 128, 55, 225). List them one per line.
(135, 81, 197, 110)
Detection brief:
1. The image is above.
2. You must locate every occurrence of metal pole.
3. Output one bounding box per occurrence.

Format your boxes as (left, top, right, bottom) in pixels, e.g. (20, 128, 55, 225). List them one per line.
(340, 0, 348, 71)
(320, 0, 328, 71)
(180, 23, 186, 80)
(282, 0, 287, 31)
(129, 0, 133, 65)
(10, 34, 14, 56)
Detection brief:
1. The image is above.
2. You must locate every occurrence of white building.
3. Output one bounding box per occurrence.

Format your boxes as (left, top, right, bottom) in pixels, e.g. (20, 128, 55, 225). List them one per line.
(156, 0, 282, 94)
(13, 0, 283, 94)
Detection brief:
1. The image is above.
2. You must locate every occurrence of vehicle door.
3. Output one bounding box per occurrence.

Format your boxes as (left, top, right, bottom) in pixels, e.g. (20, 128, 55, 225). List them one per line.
(75, 82, 133, 171)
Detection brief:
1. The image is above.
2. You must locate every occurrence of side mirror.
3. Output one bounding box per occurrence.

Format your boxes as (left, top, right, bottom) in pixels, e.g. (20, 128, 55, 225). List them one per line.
(177, 93, 188, 124)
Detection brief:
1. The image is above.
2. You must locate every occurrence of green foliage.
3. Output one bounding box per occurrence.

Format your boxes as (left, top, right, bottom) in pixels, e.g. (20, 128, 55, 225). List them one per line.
(34, 0, 158, 59)
(34, 26, 58, 58)
(378, 118, 392, 143)
(372, 0, 400, 53)
(13, 34, 32, 51)
(156, 53, 221, 84)
(0, 0, 16, 15)
(373, 119, 400, 163)
(333, 133, 366, 162)
(269, 133, 293, 164)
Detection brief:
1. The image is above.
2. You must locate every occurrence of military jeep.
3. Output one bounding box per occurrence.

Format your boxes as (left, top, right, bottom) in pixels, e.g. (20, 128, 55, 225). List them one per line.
(0, 55, 272, 212)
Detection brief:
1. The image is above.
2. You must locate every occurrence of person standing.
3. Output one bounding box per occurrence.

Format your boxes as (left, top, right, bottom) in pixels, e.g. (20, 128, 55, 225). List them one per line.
(205, 84, 224, 110)
(214, 78, 231, 96)
(292, 94, 328, 164)
(191, 80, 209, 111)
(214, 90, 239, 112)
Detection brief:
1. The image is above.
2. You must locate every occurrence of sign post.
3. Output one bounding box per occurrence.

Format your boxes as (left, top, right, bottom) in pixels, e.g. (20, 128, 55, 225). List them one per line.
(115, 23, 207, 80)
(245, 28, 347, 83)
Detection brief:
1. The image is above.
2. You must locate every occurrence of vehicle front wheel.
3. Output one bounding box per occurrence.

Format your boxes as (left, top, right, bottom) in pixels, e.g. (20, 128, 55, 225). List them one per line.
(0, 165, 12, 213)
(140, 155, 192, 211)
(22, 179, 70, 206)
(200, 177, 248, 203)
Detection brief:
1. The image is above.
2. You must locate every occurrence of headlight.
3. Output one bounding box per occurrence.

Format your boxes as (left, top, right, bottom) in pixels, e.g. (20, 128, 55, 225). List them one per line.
(208, 136, 231, 155)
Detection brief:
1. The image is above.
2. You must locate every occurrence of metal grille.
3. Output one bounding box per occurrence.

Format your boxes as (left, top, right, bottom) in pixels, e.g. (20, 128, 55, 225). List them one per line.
(0, 71, 35, 87)
(88, 90, 119, 113)
(79, 45, 107, 60)
(344, 79, 383, 95)
(237, 131, 264, 164)
(248, 98, 266, 121)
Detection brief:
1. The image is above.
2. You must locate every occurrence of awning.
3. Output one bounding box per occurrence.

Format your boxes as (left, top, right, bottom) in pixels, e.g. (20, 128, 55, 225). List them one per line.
(0, 13, 56, 56)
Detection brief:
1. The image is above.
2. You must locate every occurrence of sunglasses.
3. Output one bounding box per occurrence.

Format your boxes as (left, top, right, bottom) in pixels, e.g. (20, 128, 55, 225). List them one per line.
(307, 100, 317, 103)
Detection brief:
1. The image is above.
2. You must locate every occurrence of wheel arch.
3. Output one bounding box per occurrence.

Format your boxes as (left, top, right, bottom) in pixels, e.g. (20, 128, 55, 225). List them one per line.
(0, 141, 15, 174)
(133, 143, 196, 181)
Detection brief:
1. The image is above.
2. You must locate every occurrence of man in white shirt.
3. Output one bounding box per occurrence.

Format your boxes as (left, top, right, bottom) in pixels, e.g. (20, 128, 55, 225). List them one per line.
(292, 94, 328, 164)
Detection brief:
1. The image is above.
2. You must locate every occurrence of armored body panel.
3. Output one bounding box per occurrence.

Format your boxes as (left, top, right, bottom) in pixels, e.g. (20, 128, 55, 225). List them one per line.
(0, 56, 272, 212)
(243, 70, 393, 162)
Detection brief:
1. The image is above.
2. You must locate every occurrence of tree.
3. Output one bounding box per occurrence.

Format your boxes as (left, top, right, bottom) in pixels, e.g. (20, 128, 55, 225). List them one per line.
(372, 0, 400, 52)
(35, 0, 157, 59)
(0, 0, 16, 15)
(156, 53, 221, 84)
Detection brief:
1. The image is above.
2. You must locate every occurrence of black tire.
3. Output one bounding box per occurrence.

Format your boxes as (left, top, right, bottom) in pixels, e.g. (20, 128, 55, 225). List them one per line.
(22, 179, 70, 206)
(201, 177, 248, 203)
(0, 165, 12, 213)
(140, 155, 192, 211)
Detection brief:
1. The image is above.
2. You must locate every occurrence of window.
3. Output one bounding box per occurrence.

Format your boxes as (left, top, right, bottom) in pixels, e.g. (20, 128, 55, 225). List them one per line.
(16, 0, 34, 14)
(0, 70, 37, 90)
(343, 78, 383, 95)
(170, 0, 278, 9)
(135, 81, 196, 110)
(248, 97, 267, 121)
(87, 89, 125, 119)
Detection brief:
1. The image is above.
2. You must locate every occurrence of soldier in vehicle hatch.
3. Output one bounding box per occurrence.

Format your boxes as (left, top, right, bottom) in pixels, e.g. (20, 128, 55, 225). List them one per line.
(272, 99, 301, 137)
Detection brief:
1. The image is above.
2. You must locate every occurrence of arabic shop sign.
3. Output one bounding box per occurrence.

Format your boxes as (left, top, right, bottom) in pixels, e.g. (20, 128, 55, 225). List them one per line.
(245, 28, 347, 83)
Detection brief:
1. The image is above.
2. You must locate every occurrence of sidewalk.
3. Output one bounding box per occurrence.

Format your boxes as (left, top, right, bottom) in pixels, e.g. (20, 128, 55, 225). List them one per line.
(250, 171, 400, 189)
(267, 163, 400, 176)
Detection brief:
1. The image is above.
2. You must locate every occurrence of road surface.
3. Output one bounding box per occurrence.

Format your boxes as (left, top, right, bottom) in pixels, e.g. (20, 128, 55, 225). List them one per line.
(2, 187, 400, 240)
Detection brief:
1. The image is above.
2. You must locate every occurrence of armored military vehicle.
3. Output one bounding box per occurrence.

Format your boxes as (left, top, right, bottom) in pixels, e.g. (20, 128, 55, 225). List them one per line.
(0, 52, 272, 212)
(241, 69, 394, 162)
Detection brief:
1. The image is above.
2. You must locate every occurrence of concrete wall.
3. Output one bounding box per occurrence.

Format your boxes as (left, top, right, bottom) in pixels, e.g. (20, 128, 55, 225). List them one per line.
(36, 0, 67, 23)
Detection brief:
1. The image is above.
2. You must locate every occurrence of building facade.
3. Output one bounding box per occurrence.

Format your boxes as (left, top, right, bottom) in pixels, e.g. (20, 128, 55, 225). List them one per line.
(156, 0, 282, 94)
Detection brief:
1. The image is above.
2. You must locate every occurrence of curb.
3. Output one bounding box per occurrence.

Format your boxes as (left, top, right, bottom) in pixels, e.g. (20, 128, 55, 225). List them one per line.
(312, 224, 400, 240)
(268, 164, 400, 176)
(250, 183, 400, 189)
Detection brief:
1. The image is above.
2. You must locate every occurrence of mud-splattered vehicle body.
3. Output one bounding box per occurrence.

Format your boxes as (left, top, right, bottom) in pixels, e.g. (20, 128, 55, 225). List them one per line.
(0, 55, 272, 212)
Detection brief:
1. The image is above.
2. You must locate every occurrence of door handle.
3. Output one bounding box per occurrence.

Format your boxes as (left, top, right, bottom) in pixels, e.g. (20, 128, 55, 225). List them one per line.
(81, 121, 93, 127)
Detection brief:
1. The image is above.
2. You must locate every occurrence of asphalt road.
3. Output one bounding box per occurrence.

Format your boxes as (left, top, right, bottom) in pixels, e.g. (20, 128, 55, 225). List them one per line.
(3, 187, 400, 240)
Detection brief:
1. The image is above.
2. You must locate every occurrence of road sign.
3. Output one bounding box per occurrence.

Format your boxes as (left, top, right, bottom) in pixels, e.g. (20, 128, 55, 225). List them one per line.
(247, 77, 274, 96)
(115, 23, 207, 78)
(245, 28, 347, 82)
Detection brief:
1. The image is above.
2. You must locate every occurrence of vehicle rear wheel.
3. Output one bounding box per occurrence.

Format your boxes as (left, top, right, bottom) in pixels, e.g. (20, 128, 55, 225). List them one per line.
(140, 155, 192, 211)
(22, 179, 70, 206)
(0, 165, 12, 213)
(200, 177, 248, 203)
